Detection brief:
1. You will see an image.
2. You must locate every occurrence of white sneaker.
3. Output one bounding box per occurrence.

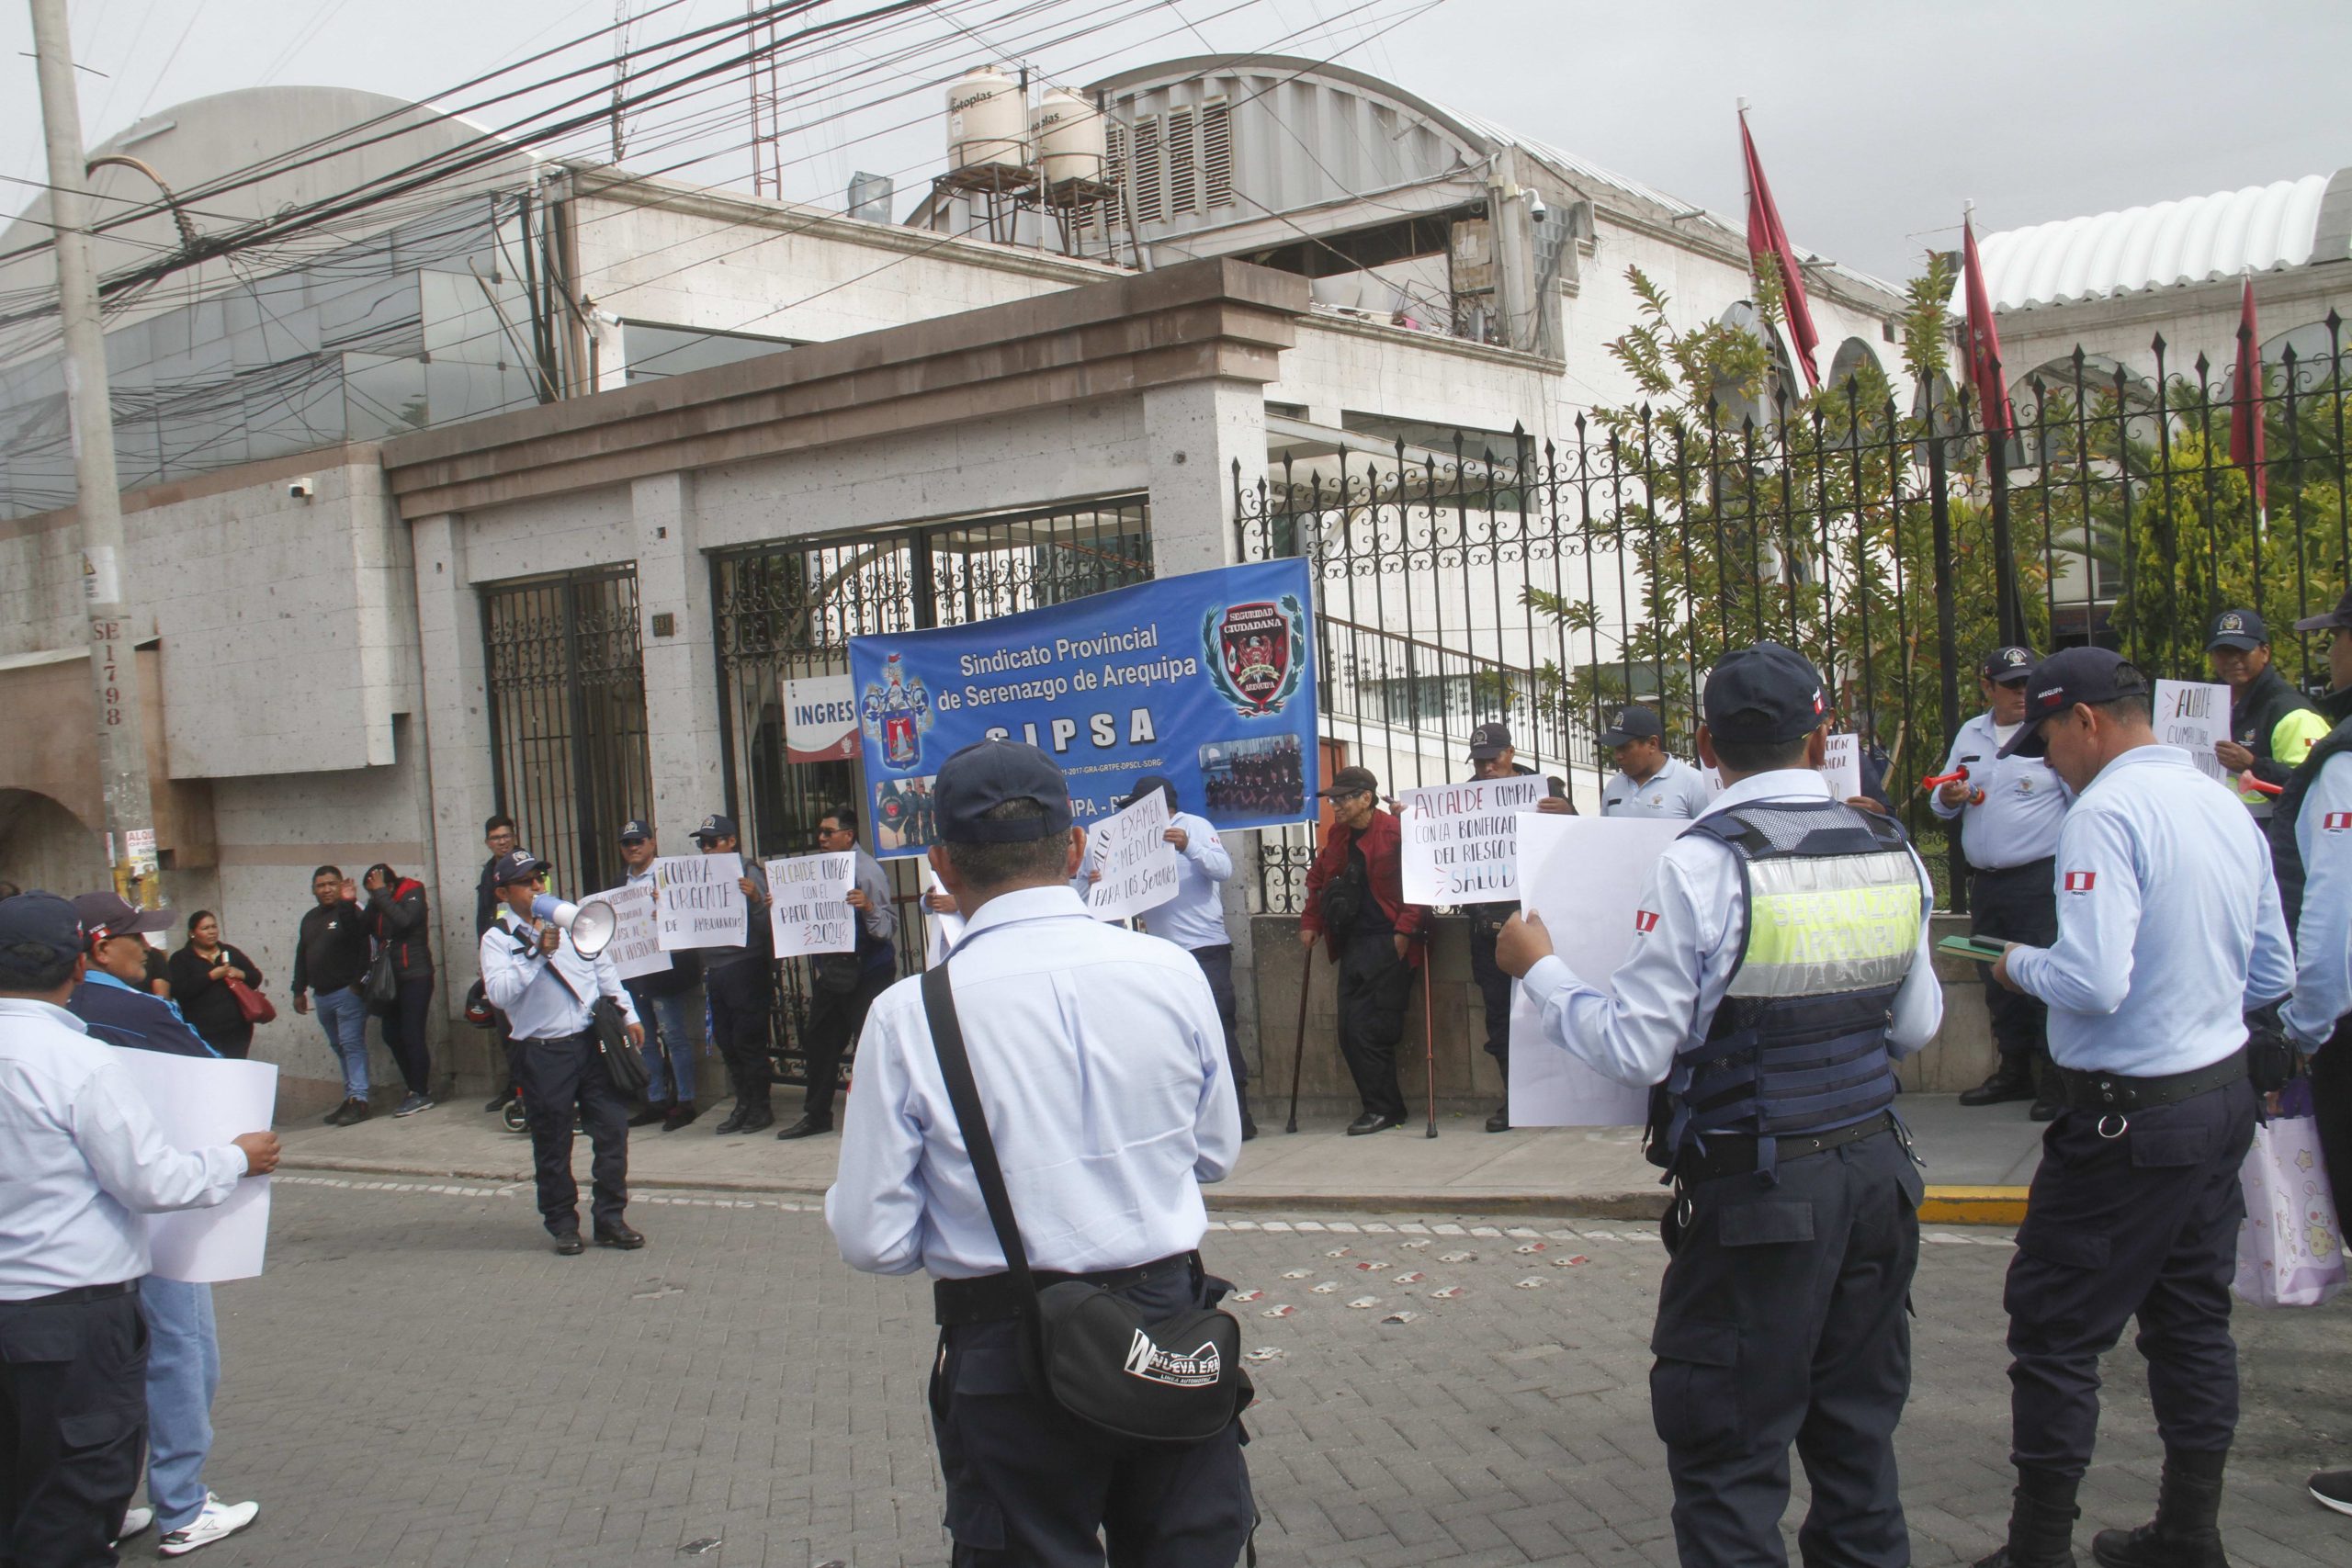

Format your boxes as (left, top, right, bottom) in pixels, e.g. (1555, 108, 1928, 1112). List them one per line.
(158, 1495, 259, 1557)
(116, 1506, 154, 1543)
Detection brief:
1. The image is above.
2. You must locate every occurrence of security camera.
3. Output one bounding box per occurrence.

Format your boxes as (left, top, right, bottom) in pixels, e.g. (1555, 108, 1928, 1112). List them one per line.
(1528, 193, 1548, 225)
(288, 478, 314, 500)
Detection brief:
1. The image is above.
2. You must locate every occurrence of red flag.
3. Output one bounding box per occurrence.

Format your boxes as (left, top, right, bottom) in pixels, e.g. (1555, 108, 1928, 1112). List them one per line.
(1740, 111, 1819, 389)
(1962, 213, 2010, 438)
(2231, 278, 2267, 510)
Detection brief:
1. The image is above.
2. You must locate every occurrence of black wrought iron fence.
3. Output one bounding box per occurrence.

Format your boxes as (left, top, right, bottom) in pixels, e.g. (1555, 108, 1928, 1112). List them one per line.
(1237, 319, 2352, 912)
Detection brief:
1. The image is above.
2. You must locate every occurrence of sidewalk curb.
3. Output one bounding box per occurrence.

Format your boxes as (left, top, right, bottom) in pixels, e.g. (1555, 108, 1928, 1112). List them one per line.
(1919, 1186, 2029, 1225)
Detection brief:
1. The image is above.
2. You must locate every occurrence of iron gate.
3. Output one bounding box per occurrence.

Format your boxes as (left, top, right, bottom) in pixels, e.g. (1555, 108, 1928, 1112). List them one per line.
(480, 565, 652, 898)
(711, 496, 1153, 1085)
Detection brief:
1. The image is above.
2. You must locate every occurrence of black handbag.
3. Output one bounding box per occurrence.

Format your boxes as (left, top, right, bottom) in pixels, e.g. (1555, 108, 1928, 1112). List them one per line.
(363, 946, 398, 1008)
(1317, 843, 1371, 937)
(811, 951, 865, 995)
(544, 948, 650, 1098)
(919, 966, 1250, 1444)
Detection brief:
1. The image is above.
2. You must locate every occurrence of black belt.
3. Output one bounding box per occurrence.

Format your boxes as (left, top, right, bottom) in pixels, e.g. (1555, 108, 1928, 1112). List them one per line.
(1974, 857, 2055, 878)
(6, 1280, 139, 1306)
(2054, 1047, 2245, 1115)
(1672, 1110, 1898, 1184)
(519, 1030, 594, 1044)
(933, 1251, 1195, 1327)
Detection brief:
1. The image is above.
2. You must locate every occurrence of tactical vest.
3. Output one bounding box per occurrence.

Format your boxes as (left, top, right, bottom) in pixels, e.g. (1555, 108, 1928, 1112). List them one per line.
(2265, 690, 2352, 935)
(1646, 798, 1927, 1180)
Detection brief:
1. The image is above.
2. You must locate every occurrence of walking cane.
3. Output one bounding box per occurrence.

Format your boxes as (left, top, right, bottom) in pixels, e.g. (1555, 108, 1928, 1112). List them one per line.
(1421, 943, 1438, 1139)
(1283, 942, 1314, 1134)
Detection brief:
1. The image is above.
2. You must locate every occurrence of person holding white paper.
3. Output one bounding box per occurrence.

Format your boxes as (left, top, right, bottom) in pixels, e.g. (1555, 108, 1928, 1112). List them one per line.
(690, 813, 776, 1134)
(617, 820, 705, 1132)
(0, 893, 279, 1568)
(1494, 644, 1941, 1568)
(775, 808, 897, 1143)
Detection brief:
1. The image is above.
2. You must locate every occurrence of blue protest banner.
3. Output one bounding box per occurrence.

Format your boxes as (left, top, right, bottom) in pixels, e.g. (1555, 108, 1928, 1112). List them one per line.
(847, 558, 1318, 857)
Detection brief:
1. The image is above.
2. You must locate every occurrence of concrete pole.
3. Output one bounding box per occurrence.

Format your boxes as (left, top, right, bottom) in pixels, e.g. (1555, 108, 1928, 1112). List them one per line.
(29, 0, 161, 905)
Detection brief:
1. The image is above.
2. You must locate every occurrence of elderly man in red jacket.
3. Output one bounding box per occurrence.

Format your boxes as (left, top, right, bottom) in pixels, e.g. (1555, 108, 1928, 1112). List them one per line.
(1299, 765, 1429, 1134)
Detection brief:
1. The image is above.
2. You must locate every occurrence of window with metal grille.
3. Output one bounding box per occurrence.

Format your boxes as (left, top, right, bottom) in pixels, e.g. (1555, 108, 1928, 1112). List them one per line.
(1203, 98, 1233, 208)
(1167, 105, 1197, 216)
(1100, 120, 1127, 236)
(1132, 115, 1164, 225)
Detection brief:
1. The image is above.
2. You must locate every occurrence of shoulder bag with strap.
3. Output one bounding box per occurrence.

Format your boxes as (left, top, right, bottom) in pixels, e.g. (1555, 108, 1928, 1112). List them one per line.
(535, 935, 650, 1099)
(919, 964, 1249, 1443)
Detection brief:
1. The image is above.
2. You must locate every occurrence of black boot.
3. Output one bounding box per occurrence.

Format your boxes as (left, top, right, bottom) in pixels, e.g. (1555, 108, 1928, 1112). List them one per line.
(2090, 1447, 2230, 1568)
(1962, 1057, 2037, 1107)
(1975, 1466, 2080, 1568)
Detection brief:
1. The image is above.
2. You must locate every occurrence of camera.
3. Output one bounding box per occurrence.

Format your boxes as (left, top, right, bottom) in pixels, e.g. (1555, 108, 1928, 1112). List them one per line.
(1528, 193, 1548, 225)
(288, 477, 314, 500)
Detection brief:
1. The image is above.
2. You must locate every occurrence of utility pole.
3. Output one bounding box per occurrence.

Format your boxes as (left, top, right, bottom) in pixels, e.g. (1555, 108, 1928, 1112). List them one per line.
(29, 0, 162, 907)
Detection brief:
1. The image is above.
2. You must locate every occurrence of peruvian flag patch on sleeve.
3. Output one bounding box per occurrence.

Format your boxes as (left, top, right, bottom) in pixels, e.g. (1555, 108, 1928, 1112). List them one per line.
(2063, 870, 2097, 893)
(2325, 812, 2352, 831)
(1634, 909, 1660, 932)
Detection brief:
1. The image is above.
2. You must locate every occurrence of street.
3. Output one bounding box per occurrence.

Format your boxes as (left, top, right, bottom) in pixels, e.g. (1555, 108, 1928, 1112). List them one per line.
(130, 1176, 2349, 1567)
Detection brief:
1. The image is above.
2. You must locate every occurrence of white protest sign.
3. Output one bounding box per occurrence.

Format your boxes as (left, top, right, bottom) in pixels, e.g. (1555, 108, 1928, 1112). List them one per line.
(766, 852, 858, 958)
(922, 862, 966, 965)
(1083, 788, 1182, 921)
(590, 881, 668, 981)
(1508, 812, 1690, 1127)
(114, 1053, 277, 1283)
(1396, 774, 1548, 904)
(2154, 679, 2235, 787)
(654, 853, 748, 950)
(1821, 733, 1862, 801)
(784, 673, 859, 764)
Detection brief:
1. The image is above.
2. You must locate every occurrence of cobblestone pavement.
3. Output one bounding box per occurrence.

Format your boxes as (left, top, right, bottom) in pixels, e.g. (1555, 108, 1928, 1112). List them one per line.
(139, 1175, 2349, 1568)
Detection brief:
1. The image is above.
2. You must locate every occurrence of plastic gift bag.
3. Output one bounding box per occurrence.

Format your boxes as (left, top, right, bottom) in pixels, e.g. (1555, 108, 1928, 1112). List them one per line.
(2233, 1081, 2346, 1308)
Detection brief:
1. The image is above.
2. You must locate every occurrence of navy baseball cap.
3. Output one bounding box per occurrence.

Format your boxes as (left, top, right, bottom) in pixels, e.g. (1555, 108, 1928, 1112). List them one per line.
(71, 892, 172, 940)
(1119, 774, 1179, 811)
(1703, 644, 1828, 745)
(2206, 608, 2267, 651)
(618, 818, 652, 843)
(2294, 588, 2352, 634)
(1598, 705, 1665, 746)
(489, 849, 551, 886)
(934, 741, 1073, 843)
(691, 813, 738, 844)
(1982, 645, 2038, 683)
(0, 891, 85, 961)
(1999, 648, 2152, 757)
(1466, 721, 1513, 761)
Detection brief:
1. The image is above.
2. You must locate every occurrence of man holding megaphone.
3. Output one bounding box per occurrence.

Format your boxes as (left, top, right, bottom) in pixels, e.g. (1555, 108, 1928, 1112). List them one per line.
(479, 849, 647, 1255)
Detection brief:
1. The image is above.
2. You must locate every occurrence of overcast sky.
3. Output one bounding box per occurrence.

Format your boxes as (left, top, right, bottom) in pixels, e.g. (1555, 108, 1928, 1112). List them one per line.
(1, 0, 2346, 285)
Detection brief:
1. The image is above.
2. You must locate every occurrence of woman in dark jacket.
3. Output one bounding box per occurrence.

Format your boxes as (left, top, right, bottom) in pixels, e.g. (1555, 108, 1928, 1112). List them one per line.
(364, 863, 437, 1115)
(166, 909, 265, 1057)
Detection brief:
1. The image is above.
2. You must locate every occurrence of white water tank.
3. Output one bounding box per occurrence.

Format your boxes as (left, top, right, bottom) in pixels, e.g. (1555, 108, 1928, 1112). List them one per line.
(1031, 87, 1103, 186)
(947, 65, 1026, 173)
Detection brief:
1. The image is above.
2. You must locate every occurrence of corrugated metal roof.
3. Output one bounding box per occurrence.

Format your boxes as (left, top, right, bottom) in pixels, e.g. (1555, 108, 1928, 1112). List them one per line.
(1977, 175, 2331, 310)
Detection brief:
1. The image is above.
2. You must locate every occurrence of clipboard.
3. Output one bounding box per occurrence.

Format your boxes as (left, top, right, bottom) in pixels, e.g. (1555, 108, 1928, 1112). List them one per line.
(1936, 935, 2010, 964)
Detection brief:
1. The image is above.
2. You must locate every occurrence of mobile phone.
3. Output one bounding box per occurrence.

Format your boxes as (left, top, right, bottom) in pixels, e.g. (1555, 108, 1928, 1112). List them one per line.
(1546, 776, 1567, 799)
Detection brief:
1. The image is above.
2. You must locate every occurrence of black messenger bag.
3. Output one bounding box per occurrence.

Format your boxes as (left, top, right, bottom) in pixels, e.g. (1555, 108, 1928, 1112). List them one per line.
(919, 966, 1250, 1443)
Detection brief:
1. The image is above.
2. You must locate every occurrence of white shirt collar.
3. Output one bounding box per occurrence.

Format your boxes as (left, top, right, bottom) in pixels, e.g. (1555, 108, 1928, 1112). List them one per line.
(1698, 766, 1833, 821)
(952, 883, 1090, 950)
(0, 996, 89, 1032)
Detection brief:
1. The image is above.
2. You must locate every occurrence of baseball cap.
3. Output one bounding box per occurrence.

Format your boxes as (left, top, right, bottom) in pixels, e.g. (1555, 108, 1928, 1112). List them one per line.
(1998, 648, 2152, 758)
(71, 892, 172, 941)
(489, 849, 551, 886)
(1119, 774, 1179, 812)
(1317, 764, 1381, 799)
(691, 813, 738, 844)
(934, 740, 1073, 843)
(1702, 644, 1829, 745)
(2293, 589, 2352, 634)
(0, 892, 85, 962)
(1597, 705, 1665, 746)
(1982, 645, 2038, 683)
(1466, 721, 1513, 761)
(618, 818, 652, 843)
(2206, 608, 2268, 651)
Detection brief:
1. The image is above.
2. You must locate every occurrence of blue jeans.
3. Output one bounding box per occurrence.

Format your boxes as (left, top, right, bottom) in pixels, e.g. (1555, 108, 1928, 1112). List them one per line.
(140, 1278, 219, 1531)
(311, 983, 370, 1099)
(631, 988, 699, 1104)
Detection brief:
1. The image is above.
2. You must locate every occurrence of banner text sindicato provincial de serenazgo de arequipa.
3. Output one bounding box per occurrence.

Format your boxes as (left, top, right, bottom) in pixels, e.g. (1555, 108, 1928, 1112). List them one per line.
(845, 558, 1319, 858)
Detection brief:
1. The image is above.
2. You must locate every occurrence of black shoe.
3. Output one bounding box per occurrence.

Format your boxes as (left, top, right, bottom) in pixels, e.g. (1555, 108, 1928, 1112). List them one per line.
(2309, 1467, 2352, 1517)
(775, 1114, 832, 1141)
(1486, 1105, 1510, 1134)
(1240, 1112, 1259, 1141)
(662, 1103, 700, 1132)
(1346, 1111, 1404, 1136)
(628, 1102, 670, 1128)
(551, 1232, 584, 1256)
(2030, 1083, 2064, 1122)
(734, 1107, 775, 1134)
(714, 1104, 750, 1134)
(1978, 1466, 2082, 1568)
(483, 1093, 509, 1113)
(323, 1100, 353, 1126)
(341, 1097, 371, 1124)
(2090, 1447, 2230, 1568)
(593, 1224, 646, 1250)
(1961, 1066, 2037, 1107)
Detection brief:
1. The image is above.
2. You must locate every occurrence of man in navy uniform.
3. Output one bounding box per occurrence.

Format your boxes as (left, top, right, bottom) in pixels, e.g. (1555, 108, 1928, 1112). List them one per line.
(827, 741, 1249, 1566)
(1935, 647, 2072, 1121)
(1496, 643, 1942, 1568)
(1979, 648, 2290, 1568)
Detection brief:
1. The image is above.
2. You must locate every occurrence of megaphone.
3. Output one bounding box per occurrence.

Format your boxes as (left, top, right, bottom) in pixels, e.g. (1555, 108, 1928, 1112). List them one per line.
(529, 894, 619, 959)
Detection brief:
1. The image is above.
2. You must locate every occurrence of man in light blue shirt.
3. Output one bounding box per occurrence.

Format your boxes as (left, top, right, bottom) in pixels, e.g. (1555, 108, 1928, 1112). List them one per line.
(1935, 646, 2072, 1119)
(480, 850, 646, 1255)
(1978, 648, 2289, 1568)
(827, 740, 1249, 1565)
(1598, 704, 1714, 819)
